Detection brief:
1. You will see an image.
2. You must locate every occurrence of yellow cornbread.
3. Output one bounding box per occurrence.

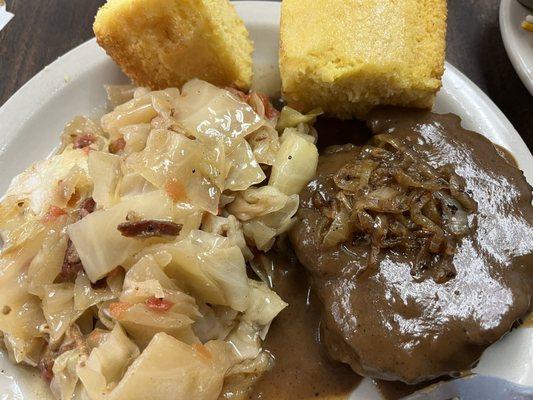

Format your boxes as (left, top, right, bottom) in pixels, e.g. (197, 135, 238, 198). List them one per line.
(280, 0, 447, 118)
(94, 0, 253, 90)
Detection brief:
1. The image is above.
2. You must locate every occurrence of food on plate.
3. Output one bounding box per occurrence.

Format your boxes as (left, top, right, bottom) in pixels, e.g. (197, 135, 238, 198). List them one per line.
(291, 108, 533, 383)
(94, 0, 253, 90)
(0, 79, 321, 399)
(279, 0, 447, 118)
(522, 15, 533, 32)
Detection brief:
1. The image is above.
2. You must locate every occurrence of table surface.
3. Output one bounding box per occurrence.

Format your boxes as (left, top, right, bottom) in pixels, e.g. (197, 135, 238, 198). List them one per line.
(1, 0, 532, 150)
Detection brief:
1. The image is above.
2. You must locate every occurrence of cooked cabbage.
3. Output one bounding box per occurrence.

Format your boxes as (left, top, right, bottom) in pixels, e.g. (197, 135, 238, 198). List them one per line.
(67, 190, 201, 282)
(88, 151, 122, 209)
(276, 106, 322, 132)
(176, 80, 263, 149)
(77, 324, 139, 399)
(42, 283, 81, 343)
(27, 227, 68, 298)
(246, 125, 280, 166)
(243, 280, 287, 328)
(227, 186, 293, 221)
(269, 128, 319, 196)
(6, 149, 88, 216)
(127, 129, 223, 214)
(242, 193, 299, 251)
(50, 348, 84, 400)
(3, 333, 44, 366)
(225, 140, 266, 191)
(149, 230, 250, 312)
(106, 333, 234, 400)
(0, 79, 321, 400)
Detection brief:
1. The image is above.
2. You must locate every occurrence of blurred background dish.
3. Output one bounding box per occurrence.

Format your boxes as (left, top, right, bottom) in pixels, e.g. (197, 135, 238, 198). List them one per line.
(500, 0, 533, 94)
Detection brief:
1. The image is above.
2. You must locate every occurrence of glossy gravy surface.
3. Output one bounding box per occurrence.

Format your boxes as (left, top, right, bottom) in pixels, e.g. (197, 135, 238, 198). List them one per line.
(249, 253, 361, 400)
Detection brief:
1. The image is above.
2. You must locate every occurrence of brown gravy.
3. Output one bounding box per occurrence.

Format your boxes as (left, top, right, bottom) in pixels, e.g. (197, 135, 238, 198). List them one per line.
(249, 253, 361, 400)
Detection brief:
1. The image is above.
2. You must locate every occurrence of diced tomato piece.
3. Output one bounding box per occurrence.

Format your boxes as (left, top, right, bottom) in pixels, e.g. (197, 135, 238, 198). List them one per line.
(165, 179, 187, 202)
(73, 134, 96, 149)
(192, 343, 213, 361)
(42, 206, 67, 223)
(145, 297, 173, 312)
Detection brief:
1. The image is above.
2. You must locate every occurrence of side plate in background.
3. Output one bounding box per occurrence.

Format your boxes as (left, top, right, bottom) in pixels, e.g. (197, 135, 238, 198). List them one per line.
(0, 2, 531, 399)
(500, 0, 533, 95)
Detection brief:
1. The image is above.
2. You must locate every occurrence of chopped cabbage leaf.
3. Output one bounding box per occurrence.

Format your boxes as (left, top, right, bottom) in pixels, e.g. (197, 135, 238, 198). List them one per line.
(193, 304, 238, 343)
(246, 125, 280, 166)
(101, 95, 158, 139)
(77, 324, 139, 399)
(51, 348, 84, 400)
(176, 80, 264, 149)
(243, 280, 287, 328)
(127, 129, 224, 214)
(201, 214, 252, 260)
(88, 151, 122, 209)
(3, 334, 44, 367)
(6, 149, 88, 216)
(225, 321, 261, 361)
(242, 191, 298, 252)
(151, 231, 250, 312)
(119, 123, 151, 155)
(109, 302, 198, 348)
(59, 116, 108, 153)
(27, 227, 68, 298)
(42, 283, 82, 343)
(276, 106, 322, 132)
(268, 128, 318, 196)
(219, 352, 274, 400)
(74, 272, 116, 311)
(226, 186, 293, 221)
(67, 190, 201, 282)
(225, 140, 265, 191)
(107, 333, 235, 400)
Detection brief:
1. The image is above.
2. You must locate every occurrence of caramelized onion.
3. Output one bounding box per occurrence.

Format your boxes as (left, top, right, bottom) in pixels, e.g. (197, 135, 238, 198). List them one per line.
(321, 134, 477, 269)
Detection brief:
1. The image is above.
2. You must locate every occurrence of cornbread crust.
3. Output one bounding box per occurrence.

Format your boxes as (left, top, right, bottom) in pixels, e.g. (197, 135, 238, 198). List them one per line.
(280, 0, 447, 119)
(94, 0, 253, 90)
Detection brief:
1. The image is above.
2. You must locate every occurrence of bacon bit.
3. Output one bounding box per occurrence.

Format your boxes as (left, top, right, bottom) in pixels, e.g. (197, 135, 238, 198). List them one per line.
(165, 179, 187, 202)
(59, 240, 83, 282)
(109, 137, 126, 154)
(117, 219, 182, 238)
(107, 266, 123, 278)
(257, 93, 280, 119)
(145, 297, 173, 312)
(193, 343, 213, 362)
(37, 356, 55, 383)
(73, 134, 96, 149)
(42, 206, 67, 223)
(78, 197, 96, 219)
(66, 190, 81, 208)
(109, 302, 132, 318)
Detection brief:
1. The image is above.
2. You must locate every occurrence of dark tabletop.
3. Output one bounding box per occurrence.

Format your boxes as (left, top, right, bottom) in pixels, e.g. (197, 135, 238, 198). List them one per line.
(1, 0, 532, 150)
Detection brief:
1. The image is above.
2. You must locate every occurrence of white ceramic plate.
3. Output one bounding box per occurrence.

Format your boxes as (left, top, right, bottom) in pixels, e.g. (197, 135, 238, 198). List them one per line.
(0, 2, 532, 399)
(500, 0, 533, 95)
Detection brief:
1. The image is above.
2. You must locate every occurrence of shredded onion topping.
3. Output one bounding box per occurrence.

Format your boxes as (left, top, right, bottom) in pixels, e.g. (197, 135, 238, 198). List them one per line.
(320, 134, 477, 278)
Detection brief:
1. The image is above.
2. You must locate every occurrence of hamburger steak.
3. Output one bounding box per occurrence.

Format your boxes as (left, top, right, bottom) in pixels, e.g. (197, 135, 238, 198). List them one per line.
(290, 108, 533, 383)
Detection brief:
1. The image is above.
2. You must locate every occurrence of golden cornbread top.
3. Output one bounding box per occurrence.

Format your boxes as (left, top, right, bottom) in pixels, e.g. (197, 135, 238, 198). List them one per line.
(281, 0, 447, 90)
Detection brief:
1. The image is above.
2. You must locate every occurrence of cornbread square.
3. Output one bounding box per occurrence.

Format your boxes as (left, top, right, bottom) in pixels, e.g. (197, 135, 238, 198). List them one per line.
(280, 0, 447, 119)
(94, 0, 253, 90)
